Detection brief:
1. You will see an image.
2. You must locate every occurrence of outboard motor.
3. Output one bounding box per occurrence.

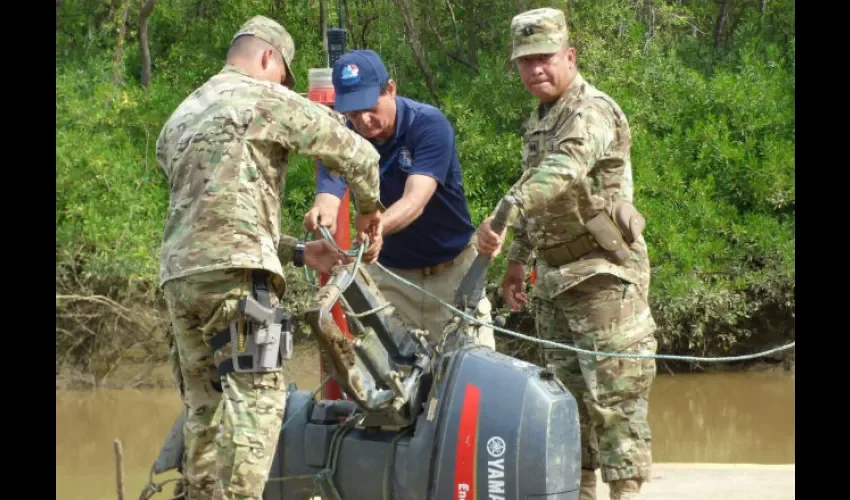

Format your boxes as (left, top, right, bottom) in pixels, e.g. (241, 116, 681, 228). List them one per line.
(267, 344, 581, 500)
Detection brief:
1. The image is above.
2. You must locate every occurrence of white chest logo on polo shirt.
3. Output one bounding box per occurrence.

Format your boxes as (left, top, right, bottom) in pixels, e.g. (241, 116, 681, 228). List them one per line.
(398, 147, 413, 172)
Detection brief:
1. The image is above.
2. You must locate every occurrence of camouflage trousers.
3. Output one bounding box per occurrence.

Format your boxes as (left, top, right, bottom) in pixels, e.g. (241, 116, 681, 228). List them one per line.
(163, 269, 287, 500)
(535, 274, 657, 484)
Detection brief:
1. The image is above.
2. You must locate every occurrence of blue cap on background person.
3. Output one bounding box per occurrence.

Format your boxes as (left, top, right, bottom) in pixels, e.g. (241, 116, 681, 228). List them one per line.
(332, 49, 390, 113)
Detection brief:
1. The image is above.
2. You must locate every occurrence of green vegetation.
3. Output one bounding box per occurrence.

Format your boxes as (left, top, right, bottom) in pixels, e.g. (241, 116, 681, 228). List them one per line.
(56, 0, 794, 384)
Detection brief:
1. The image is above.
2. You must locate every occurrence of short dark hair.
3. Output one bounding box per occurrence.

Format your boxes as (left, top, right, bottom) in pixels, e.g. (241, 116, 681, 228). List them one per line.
(228, 35, 284, 65)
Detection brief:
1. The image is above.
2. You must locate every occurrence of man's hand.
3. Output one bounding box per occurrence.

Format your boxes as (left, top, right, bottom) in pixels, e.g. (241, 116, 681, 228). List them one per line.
(360, 232, 383, 264)
(354, 210, 382, 247)
(304, 206, 338, 235)
(303, 193, 342, 235)
(502, 262, 528, 311)
(355, 210, 383, 263)
(475, 216, 506, 256)
(304, 240, 350, 274)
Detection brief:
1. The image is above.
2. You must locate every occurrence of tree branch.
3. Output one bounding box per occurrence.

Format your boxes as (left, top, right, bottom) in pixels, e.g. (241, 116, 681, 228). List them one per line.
(444, 0, 477, 73)
(668, 12, 708, 36)
(112, 0, 130, 86)
(391, 0, 442, 105)
(320, 0, 328, 64)
(444, 0, 463, 58)
(139, 0, 159, 88)
(56, 0, 63, 33)
(714, 0, 729, 49)
(425, 4, 478, 73)
(343, 0, 354, 44)
(360, 15, 377, 48)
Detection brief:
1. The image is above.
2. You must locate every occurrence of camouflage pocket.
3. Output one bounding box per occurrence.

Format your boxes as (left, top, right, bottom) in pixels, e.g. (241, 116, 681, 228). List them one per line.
(561, 275, 654, 349)
(225, 429, 270, 497)
(207, 299, 242, 339)
(251, 371, 285, 391)
(539, 259, 641, 300)
(571, 298, 633, 341)
(250, 372, 287, 426)
(593, 335, 657, 408)
(231, 429, 265, 464)
(219, 375, 285, 497)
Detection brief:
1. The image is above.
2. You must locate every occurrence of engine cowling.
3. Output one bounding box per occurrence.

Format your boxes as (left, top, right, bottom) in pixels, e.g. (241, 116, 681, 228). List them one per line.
(263, 344, 582, 500)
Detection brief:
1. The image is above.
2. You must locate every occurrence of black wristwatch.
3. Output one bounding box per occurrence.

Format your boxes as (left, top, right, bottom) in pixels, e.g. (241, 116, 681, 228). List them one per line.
(294, 240, 306, 267)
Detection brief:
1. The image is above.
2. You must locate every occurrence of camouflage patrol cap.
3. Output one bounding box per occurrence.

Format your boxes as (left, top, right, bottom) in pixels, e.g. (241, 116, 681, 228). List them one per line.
(233, 15, 297, 89)
(510, 8, 569, 60)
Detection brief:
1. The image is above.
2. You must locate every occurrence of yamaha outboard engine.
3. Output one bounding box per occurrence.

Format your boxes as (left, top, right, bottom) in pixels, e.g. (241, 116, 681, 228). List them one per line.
(266, 344, 581, 500)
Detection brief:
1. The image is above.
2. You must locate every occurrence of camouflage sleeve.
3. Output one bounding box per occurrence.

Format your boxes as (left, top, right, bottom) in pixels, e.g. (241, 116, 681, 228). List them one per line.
(257, 94, 384, 214)
(506, 217, 535, 264)
(155, 125, 171, 180)
(506, 104, 613, 218)
(277, 234, 299, 266)
(505, 168, 536, 264)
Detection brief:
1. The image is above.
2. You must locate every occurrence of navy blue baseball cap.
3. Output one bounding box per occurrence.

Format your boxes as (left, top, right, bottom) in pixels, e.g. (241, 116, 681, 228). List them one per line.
(332, 50, 389, 113)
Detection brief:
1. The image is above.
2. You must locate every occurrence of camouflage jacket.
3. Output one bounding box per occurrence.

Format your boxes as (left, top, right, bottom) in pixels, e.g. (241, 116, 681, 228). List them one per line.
(156, 64, 382, 286)
(505, 73, 652, 299)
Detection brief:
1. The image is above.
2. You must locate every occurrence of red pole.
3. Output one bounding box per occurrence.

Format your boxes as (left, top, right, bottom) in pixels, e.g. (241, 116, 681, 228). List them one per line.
(317, 189, 352, 401)
(308, 69, 352, 401)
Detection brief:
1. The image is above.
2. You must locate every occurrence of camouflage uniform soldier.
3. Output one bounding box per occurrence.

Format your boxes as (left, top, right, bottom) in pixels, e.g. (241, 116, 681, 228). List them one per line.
(476, 8, 658, 500)
(155, 16, 384, 500)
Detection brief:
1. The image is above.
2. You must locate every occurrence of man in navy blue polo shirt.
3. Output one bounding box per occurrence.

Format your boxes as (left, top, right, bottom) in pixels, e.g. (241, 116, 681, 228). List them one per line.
(304, 49, 494, 349)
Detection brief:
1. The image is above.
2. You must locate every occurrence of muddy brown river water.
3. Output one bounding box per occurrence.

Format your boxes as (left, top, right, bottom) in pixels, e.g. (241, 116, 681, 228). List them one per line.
(56, 351, 794, 500)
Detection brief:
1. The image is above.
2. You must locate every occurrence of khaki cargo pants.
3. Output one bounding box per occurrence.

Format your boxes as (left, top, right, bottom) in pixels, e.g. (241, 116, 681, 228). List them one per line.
(366, 243, 496, 349)
(163, 269, 286, 500)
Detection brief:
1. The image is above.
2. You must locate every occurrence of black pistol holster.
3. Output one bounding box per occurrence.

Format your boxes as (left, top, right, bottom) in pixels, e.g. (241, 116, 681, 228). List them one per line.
(211, 271, 293, 384)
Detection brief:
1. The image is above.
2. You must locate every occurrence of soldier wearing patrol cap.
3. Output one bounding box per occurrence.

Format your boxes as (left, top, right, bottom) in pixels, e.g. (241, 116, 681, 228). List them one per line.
(230, 15, 298, 89)
(156, 15, 385, 500)
(476, 8, 658, 500)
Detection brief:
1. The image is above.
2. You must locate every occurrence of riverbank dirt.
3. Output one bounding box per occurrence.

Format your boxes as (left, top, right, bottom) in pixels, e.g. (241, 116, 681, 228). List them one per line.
(56, 338, 793, 390)
(56, 342, 325, 391)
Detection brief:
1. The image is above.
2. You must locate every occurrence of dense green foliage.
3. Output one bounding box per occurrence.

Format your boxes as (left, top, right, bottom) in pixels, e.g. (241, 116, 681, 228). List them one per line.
(56, 0, 794, 379)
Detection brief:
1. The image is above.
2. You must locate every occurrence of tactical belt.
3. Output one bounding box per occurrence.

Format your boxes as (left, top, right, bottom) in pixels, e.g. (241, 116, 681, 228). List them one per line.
(210, 271, 275, 383)
(539, 233, 599, 268)
(540, 204, 647, 269)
